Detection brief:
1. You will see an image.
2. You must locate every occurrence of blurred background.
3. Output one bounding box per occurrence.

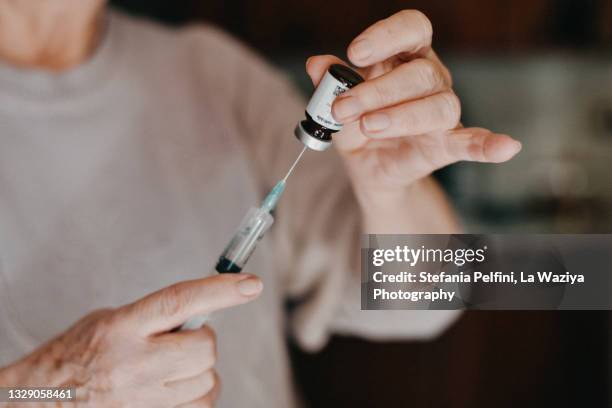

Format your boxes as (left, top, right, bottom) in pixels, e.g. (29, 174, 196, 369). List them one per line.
(111, 1, 610, 406)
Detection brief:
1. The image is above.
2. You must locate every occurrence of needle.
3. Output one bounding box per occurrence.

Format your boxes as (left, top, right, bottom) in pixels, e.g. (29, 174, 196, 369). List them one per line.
(282, 146, 307, 183)
(261, 146, 308, 212)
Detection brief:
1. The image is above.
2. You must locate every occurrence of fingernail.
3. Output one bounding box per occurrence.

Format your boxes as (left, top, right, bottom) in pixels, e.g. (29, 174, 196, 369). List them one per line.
(350, 39, 373, 61)
(363, 112, 391, 133)
(512, 140, 523, 154)
(333, 96, 362, 122)
(237, 277, 263, 296)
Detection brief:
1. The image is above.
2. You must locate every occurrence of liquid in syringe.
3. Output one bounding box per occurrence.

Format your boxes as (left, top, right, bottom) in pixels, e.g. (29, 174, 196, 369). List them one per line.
(214, 145, 307, 273)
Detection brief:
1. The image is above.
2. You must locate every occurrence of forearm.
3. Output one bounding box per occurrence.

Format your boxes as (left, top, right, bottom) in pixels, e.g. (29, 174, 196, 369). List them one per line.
(354, 176, 462, 234)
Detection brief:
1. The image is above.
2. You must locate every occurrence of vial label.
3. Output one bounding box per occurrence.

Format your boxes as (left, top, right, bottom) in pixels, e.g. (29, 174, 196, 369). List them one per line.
(306, 70, 349, 131)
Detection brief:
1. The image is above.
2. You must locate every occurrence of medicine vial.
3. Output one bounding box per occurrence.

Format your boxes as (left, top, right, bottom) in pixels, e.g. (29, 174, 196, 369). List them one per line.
(295, 64, 364, 151)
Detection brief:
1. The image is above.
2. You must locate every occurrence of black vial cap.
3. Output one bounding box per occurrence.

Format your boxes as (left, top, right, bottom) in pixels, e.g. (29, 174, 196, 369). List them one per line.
(328, 64, 365, 87)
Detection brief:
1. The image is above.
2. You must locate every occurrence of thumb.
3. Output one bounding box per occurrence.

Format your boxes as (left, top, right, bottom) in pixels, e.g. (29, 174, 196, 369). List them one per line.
(120, 274, 263, 336)
(306, 54, 348, 86)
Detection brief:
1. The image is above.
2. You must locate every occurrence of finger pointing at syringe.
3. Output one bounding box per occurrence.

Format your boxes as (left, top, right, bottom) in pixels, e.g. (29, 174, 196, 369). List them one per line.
(122, 274, 263, 335)
(8, 274, 263, 408)
(113, 274, 261, 406)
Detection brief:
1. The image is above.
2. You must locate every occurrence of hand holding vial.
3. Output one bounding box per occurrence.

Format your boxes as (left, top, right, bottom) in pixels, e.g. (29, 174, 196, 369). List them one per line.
(305, 10, 522, 193)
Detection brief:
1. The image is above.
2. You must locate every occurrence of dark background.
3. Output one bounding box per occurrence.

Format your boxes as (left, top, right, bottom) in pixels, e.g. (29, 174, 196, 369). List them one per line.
(110, 1, 611, 407)
(110, 0, 612, 53)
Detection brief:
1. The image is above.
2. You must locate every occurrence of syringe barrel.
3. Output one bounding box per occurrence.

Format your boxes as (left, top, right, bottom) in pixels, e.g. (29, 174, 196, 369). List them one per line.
(215, 207, 274, 273)
(182, 207, 273, 330)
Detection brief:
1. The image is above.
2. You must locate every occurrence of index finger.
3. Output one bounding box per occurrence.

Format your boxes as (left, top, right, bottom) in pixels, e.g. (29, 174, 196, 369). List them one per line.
(119, 274, 263, 336)
(348, 10, 433, 67)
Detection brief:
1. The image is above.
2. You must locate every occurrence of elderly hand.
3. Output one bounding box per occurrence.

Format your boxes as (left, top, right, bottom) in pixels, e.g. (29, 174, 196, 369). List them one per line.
(306, 10, 521, 198)
(0, 274, 263, 408)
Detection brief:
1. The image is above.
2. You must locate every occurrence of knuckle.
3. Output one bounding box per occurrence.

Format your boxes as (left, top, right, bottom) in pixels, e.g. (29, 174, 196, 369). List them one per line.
(401, 10, 433, 39)
(199, 326, 218, 363)
(442, 65, 454, 88)
(159, 284, 189, 317)
(85, 307, 115, 327)
(397, 10, 417, 33)
(415, 10, 433, 40)
(209, 372, 222, 403)
(208, 342, 218, 366)
(202, 370, 216, 392)
(439, 92, 461, 127)
(413, 59, 443, 92)
(397, 9, 415, 23)
(370, 80, 395, 107)
(89, 308, 120, 344)
(213, 371, 221, 390)
(200, 325, 217, 345)
(399, 105, 421, 131)
(109, 306, 133, 329)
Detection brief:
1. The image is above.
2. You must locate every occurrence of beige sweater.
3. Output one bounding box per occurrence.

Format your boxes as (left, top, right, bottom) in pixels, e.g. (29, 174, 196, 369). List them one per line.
(0, 10, 459, 407)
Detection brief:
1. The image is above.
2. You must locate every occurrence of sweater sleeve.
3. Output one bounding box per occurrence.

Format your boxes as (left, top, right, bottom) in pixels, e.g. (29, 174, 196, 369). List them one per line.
(186, 25, 460, 351)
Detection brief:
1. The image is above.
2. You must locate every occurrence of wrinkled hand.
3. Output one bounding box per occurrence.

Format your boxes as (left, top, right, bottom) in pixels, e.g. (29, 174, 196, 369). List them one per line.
(0, 274, 263, 408)
(306, 10, 521, 194)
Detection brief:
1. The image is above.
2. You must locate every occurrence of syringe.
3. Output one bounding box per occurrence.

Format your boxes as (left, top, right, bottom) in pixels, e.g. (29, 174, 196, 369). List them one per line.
(180, 146, 307, 330)
(181, 64, 362, 330)
(215, 145, 307, 273)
